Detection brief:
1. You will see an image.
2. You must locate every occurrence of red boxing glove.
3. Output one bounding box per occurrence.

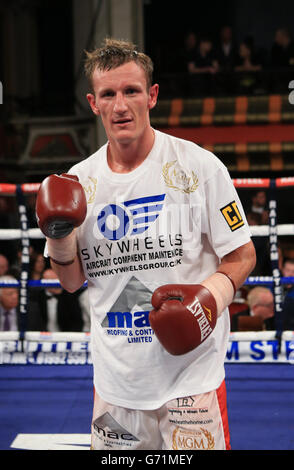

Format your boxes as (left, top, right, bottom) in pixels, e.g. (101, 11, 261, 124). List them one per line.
(149, 284, 217, 355)
(36, 173, 87, 239)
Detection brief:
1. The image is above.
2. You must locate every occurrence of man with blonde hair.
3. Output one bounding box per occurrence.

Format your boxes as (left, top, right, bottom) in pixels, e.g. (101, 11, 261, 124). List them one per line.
(231, 286, 275, 332)
(247, 286, 274, 322)
(36, 37, 256, 450)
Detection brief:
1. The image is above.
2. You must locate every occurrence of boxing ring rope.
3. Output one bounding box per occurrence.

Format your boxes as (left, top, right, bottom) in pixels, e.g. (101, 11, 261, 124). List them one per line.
(0, 178, 294, 364)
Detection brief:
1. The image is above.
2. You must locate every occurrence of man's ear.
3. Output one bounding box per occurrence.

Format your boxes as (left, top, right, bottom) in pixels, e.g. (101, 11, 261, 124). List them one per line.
(86, 93, 100, 115)
(148, 84, 159, 110)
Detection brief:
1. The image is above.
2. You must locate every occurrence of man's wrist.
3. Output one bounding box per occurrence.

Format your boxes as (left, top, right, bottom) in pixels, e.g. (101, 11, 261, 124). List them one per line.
(47, 230, 77, 265)
(201, 272, 235, 317)
(50, 256, 76, 266)
(216, 270, 237, 296)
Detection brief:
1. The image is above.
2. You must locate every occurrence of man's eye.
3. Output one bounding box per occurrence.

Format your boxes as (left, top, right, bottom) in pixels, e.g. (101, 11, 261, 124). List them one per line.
(126, 88, 137, 95)
(102, 91, 114, 97)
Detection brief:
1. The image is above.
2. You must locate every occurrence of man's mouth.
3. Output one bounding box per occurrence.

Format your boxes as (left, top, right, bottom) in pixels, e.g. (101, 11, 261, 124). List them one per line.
(113, 117, 133, 125)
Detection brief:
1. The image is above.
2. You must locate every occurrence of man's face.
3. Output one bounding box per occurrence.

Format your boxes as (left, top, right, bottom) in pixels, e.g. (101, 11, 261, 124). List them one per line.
(0, 256, 8, 276)
(87, 61, 158, 146)
(253, 191, 266, 207)
(0, 288, 18, 310)
(282, 261, 294, 288)
(252, 292, 274, 320)
(221, 27, 232, 42)
(282, 262, 294, 278)
(275, 30, 289, 47)
(200, 40, 212, 54)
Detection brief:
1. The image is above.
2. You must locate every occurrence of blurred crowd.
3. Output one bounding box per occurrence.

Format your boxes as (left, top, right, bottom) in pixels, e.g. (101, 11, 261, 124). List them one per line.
(162, 26, 294, 96)
(181, 26, 294, 73)
(228, 188, 294, 332)
(0, 251, 90, 334)
(0, 192, 90, 333)
(229, 257, 294, 332)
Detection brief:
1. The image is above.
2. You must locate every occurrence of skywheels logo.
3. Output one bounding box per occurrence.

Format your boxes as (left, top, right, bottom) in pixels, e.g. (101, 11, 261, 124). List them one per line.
(97, 194, 165, 240)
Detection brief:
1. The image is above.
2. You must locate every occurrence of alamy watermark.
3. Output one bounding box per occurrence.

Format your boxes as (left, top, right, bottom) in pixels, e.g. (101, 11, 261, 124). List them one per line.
(289, 80, 294, 105)
(0, 81, 2, 104)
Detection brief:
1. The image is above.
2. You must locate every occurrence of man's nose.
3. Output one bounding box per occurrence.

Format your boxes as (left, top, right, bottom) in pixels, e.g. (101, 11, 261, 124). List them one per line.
(113, 92, 128, 113)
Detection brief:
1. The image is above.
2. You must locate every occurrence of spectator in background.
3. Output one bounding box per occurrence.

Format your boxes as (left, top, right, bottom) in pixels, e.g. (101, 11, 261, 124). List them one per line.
(231, 286, 275, 331)
(250, 190, 269, 224)
(0, 254, 9, 276)
(234, 38, 263, 94)
(27, 268, 84, 332)
(215, 25, 237, 71)
(0, 197, 18, 264)
(282, 258, 294, 288)
(246, 211, 262, 227)
(29, 252, 47, 280)
(0, 275, 19, 331)
(25, 193, 45, 254)
(78, 286, 91, 332)
(235, 40, 262, 73)
(9, 244, 36, 279)
(182, 31, 198, 73)
(285, 245, 294, 259)
(28, 252, 49, 307)
(247, 287, 275, 329)
(187, 36, 219, 96)
(281, 258, 294, 330)
(271, 28, 294, 67)
(278, 244, 284, 272)
(246, 191, 271, 276)
(188, 36, 219, 74)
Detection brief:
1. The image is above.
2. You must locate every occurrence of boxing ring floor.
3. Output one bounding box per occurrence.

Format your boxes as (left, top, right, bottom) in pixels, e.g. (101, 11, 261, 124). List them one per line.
(0, 363, 293, 451)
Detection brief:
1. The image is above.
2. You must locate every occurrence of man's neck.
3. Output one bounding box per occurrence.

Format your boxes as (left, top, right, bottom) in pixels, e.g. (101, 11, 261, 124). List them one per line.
(107, 127, 155, 174)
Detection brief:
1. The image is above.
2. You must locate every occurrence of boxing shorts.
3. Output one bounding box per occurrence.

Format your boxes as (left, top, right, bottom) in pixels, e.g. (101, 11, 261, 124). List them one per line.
(91, 380, 231, 450)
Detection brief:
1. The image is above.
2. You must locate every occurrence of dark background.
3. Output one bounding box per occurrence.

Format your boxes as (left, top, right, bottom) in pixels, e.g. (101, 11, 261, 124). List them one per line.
(1, 0, 294, 116)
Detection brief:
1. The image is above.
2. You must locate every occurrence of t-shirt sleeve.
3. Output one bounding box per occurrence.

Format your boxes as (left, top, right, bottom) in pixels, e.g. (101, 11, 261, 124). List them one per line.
(202, 166, 252, 259)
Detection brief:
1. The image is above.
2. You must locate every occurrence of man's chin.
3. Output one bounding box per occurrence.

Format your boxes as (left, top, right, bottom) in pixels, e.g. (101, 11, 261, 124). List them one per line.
(110, 129, 137, 145)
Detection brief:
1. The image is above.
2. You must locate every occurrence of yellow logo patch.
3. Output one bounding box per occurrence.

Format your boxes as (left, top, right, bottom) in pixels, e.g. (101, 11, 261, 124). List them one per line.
(220, 201, 244, 231)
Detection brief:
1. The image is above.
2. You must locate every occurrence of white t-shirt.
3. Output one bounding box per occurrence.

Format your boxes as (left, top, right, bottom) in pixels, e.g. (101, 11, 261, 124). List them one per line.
(68, 129, 251, 410)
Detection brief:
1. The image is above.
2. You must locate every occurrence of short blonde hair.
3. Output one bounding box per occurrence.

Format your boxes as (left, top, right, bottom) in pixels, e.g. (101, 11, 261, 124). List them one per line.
(84, 37, 154, 92)
(247, 287, 273, 308)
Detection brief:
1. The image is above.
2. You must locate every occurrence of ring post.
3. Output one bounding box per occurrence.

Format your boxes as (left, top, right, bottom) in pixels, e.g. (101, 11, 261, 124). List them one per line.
(15, 185, 30, 346)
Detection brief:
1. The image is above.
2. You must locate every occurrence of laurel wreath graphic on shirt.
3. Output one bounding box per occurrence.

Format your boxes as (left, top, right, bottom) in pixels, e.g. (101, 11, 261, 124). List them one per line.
(200, 428, 215, 450)
(162, 161, 198, 194)
(82, 176, 97, 204)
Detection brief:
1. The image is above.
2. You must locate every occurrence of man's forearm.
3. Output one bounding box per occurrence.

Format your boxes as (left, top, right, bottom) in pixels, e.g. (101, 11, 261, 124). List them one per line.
(50, 255, 86, 293)
(218, 240, 256, 291)
(199, 240, 256, 316)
